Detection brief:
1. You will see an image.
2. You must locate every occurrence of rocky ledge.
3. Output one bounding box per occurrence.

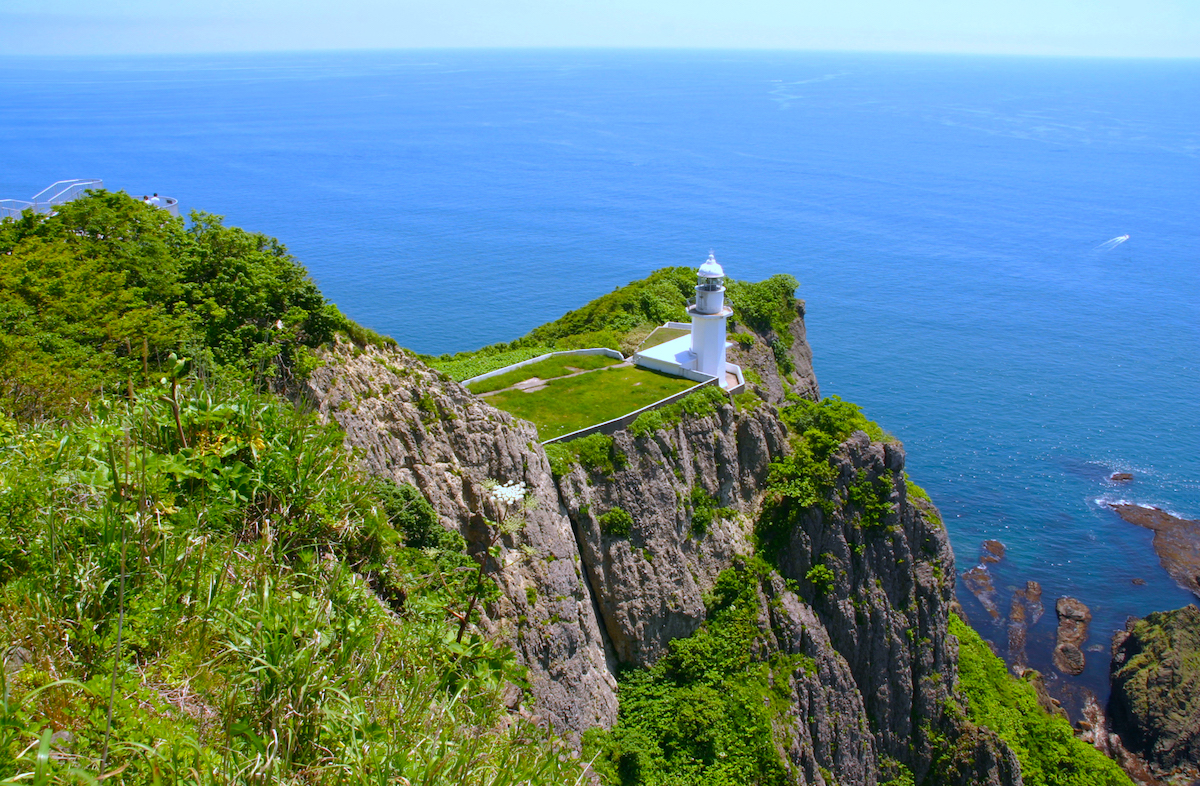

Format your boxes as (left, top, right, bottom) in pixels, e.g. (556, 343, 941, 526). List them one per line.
(1109, 605, 1200, 782)
(1107, 503, 1200, 599)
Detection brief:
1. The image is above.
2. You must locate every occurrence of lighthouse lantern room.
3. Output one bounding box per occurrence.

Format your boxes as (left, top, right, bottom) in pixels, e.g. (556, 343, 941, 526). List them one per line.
(688, 253, 734, 387)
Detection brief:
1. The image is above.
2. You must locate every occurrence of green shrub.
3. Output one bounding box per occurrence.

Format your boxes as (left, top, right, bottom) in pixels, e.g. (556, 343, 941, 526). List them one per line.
(599, 507, 634, 537)
(524, 268, 697, 346)
(544, 442, 575, 477)
(688, 486, 734, 537)
(805, 561, 835, 595)
(780, 394, 893, 445)
(905, 476, 932, 504)
(847, 469, 895, 530)
(543, 434, 627, 477)
(946, 614, 1133, 786)
(584, 558, 797, 786)
(0, 192, 357, 419)
(575, 433, 625, 474)
(733, 391, 762, 413)
(724, 274, 799, 338)
(366, 477, 461, 551)
(628, 384, 728, 438)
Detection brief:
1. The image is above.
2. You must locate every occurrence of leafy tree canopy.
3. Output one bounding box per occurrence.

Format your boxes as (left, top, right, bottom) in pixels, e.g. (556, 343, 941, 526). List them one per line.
(0, 191, 369, 420)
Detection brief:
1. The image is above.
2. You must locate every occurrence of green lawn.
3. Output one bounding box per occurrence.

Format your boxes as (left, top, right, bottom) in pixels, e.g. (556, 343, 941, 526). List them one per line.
(487, 365, 698, 439)
(638, 326, 690, 351)
(467, 353, 623, 394)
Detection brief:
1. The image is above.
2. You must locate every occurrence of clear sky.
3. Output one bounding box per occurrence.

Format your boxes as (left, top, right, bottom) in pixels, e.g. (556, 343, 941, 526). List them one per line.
(1, 0, 1197, 58)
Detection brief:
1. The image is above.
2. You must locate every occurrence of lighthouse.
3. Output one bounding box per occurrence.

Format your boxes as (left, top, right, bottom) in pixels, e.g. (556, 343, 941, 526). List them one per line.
(688, 253, 733, 387)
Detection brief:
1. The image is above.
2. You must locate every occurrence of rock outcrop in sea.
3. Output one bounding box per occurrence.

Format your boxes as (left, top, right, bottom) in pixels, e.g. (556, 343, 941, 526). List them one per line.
(1053, 597, 1092, 676)
(1107, 503, 1200, 599)
(294, 304, 1020, 784)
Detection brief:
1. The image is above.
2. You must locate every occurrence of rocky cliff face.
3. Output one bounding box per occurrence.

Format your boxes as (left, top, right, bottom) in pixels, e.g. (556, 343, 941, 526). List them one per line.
(726, 298, 820, 404)
(555, 404, 787, 666)
(764, 431, 958, 779)
(1109, 605, 1200, 781)
(296, 313, 1019, 784)
(297, 341, 620, 734)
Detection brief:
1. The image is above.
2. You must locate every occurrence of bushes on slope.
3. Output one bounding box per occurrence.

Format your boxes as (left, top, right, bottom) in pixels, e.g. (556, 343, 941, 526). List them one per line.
(430, 269, 806, 381)
(0, 191, 378, 420)
(0, 379, 581, 784)
(946, 613, 1132, 786)
(583, 558, 800, 786)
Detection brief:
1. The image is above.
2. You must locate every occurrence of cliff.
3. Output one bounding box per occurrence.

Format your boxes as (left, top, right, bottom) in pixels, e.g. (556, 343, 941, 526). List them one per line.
(2, 197, 1122, 783)
(298, 309, 1020, 785)
(1109, 605, 1200, 781)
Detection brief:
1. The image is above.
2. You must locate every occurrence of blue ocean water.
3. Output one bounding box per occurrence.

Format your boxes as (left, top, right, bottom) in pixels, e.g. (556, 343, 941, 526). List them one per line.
(2, 50, 1198, 699)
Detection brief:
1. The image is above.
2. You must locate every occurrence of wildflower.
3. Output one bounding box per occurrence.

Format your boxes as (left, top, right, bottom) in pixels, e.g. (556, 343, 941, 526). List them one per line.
(488, 480, 527, 507)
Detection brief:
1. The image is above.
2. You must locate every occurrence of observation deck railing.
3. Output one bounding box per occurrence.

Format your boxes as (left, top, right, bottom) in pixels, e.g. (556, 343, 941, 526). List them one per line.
(0, 179, 104, 220)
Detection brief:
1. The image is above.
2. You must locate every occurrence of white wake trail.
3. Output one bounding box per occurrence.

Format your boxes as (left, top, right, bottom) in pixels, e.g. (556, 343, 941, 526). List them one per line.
(1096, 234, 1130, 250)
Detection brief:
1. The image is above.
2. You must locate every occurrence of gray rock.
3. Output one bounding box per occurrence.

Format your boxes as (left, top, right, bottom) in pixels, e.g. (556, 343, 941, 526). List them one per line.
(1007, 581, 1043, 668)
(556, 403, 786, 666)
(300, 340, 619, 738)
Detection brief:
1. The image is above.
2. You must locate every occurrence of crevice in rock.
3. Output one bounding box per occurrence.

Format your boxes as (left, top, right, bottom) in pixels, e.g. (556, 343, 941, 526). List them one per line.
(556, 479, 622, 673)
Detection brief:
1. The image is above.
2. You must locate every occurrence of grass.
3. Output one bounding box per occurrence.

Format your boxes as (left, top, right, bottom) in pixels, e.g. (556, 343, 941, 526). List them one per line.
(0, 381, 585, 785)
(638, 327, 690, 351)
(467, 353, 623, 394)
(487, 365, 697, 440)
(429, 345, 554, 382)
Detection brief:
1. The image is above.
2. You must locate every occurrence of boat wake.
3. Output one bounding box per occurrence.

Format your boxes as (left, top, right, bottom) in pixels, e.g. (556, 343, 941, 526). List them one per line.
(1095, 234, 1130, 251)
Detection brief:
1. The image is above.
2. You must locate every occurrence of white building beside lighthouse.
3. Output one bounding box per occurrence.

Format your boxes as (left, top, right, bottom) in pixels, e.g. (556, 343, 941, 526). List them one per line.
(632, 253, 744, 391)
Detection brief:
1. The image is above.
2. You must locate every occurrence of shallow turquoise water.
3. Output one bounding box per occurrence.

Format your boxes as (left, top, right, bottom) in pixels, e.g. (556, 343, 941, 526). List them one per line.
(2, 49, 1197, 698)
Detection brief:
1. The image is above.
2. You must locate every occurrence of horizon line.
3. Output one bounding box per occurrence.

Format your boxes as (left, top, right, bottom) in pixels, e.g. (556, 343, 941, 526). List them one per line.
(1, 45, 1198, 61)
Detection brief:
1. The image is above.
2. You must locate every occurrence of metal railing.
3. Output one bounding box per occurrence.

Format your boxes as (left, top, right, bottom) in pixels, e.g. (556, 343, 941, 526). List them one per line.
(0, 179, 104, 220)
(31, 179, 103, 206)
(0, 200, 34, 221)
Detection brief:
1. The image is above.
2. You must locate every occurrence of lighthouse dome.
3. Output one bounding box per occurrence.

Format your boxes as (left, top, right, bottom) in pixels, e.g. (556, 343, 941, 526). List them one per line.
(697, 253, 725, 279)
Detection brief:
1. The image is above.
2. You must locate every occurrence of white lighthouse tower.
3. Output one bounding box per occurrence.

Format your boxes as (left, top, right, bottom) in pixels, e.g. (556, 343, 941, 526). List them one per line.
(688, 253, 733, 387)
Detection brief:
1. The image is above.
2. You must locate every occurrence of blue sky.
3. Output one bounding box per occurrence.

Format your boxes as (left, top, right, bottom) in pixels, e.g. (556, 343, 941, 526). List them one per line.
(1, 0, 1197, 57)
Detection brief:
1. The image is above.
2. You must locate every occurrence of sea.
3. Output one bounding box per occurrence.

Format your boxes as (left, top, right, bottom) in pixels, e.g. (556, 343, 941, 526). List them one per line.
(1, 49, 1197, 706)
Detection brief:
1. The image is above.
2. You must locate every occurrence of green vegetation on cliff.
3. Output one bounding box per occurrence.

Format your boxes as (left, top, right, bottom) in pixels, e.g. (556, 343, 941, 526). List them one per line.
(947, 614, 1132, 786)
(0, 381, 582, 784)
(0, 191, 386, 421)
(583, 558, 799, 786)
(427, 267, 802, 380)
(1108, 604, 1200, 771)
(755, 394, 892, 562)
(0, 199, 581, 783)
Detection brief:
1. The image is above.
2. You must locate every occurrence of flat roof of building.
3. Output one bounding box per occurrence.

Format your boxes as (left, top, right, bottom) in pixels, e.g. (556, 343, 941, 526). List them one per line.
(636, 334, 694, 368)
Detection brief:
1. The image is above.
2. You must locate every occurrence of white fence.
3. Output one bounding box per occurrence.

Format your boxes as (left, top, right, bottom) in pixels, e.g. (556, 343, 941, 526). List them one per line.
(460, 347, 626, 387)
(0, 179, 104, 220)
